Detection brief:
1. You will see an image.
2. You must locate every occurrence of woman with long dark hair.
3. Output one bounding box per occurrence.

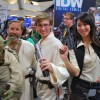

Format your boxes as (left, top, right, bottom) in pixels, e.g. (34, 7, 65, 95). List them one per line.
(59, 12, 100, 100)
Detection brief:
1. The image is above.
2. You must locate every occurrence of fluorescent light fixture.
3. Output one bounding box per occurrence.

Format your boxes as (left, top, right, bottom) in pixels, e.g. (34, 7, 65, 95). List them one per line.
(10, 15, 18, 16)
(31, 1, 39, 5)
(4, 0, 17, 4)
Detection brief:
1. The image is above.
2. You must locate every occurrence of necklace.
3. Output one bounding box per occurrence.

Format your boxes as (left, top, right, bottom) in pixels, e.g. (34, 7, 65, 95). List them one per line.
(9, 39, 21, 54)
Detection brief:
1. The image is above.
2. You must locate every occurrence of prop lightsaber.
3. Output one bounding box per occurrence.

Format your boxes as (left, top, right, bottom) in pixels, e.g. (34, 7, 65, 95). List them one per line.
(35, 44, 49, 77)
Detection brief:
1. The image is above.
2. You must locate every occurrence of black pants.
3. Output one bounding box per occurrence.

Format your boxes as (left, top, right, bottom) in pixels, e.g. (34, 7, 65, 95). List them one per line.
(70, 79, 100, 100)
(70, 84, 89, 100)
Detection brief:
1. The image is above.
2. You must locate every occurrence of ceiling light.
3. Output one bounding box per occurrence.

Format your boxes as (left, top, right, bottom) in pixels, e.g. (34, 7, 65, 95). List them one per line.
(4, 0, 17, 4)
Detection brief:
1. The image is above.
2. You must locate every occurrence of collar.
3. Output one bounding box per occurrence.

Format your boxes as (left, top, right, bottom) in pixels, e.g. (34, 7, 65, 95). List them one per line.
(77, 41, 84, 48)
(77, 40, 92, 48)
(39, 32, 54, 45)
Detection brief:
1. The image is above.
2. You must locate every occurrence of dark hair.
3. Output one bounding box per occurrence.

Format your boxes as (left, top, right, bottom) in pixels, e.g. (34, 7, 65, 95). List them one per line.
(3, 19, 10, 30)
(75, 12, 100, 46)
(7, 20, 23, 30)
(17, 17, 24, 21)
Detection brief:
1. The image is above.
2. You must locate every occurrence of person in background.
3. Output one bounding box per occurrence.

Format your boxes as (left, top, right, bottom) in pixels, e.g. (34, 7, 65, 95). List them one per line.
(59, 12, 100, 100)
(17, 17, 27, 37)
(87, 7, 96, 23)
(57, 12, 76, 50)
(17, 17, 35, 45)
(1, 19, 10, 40)
(35, 13, 69, 100)
(17, 17, 24, 25)
(26, 28, 35, 45)
(62, 12, 75, 34)
(30, 18, 41, 44)
(6, 20, 37, 100)
(20, 27, 35, 45)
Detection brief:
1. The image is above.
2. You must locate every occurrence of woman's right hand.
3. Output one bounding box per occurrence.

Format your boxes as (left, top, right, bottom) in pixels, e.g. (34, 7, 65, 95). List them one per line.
(59, 45, 69, 62)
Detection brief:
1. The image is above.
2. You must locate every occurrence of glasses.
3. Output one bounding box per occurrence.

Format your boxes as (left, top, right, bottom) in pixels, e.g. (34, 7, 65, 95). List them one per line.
(62, 18, 71, 20)
(37, 24, 50, 28)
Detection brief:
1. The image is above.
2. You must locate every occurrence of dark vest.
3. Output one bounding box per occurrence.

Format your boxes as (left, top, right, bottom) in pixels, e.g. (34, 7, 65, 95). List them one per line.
(71, 43, 100, 90)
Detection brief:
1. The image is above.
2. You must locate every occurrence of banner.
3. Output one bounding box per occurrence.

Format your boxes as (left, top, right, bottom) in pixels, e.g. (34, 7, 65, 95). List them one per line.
(0, 7, 7, 29)
(0, 7, 7, 23)
(54, 0, 96, 27)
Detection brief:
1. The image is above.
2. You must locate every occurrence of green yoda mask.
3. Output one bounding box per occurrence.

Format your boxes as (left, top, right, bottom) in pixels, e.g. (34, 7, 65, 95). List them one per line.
(0, 36, 14, 65)
(0, 36, 14, 55)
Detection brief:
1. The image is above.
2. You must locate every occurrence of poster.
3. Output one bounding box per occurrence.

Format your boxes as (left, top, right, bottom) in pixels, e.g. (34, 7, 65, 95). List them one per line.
(0, 7, 7, 29)
(0, 7, 7, 23)
(54, 0, 96, 27)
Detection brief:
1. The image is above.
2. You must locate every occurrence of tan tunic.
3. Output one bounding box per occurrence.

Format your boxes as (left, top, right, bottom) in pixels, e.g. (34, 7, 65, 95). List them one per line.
(0, 49, 24, 96)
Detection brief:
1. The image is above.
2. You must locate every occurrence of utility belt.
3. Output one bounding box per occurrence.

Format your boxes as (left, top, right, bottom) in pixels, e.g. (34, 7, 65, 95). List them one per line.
(71, 78, 100, 100)
(38, 80, 54, 89)
(77, 78, 100, 89)
(25, 70, 34, 79)
(25, 74, 32, 79)
(71, 78, 100, 94)
(25, 73, 37, 84)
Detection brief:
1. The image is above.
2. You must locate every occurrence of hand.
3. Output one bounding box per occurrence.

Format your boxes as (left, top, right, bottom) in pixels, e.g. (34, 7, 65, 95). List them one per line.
(59, 45, 69, 62)
(40, 58, 53, 73)
(4, 89, 14, 100)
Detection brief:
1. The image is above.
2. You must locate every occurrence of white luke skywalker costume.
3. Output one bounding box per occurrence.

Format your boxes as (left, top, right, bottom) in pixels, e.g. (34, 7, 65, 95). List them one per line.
(36, 32, 69, 100)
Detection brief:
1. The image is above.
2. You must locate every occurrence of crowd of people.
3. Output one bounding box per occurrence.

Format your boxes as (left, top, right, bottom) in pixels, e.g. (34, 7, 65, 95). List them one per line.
(0, 10, 100, 100)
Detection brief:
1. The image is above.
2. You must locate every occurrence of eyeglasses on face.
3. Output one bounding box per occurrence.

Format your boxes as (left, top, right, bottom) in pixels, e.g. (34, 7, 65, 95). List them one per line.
(37, 24, 50, 28)
(62, 18, 71, 20)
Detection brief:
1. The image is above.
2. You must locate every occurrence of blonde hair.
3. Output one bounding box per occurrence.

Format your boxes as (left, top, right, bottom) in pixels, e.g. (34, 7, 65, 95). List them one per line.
(35, 13, 53, 26)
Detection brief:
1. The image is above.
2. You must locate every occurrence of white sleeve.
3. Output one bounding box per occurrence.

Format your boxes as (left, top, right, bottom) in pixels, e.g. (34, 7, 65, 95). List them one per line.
(69, 50, 80, 70)
(49, 43, 69, 86)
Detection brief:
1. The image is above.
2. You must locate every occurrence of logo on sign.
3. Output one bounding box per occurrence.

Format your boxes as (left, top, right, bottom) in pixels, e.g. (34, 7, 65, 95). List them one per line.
(56, 0, 83, 11)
